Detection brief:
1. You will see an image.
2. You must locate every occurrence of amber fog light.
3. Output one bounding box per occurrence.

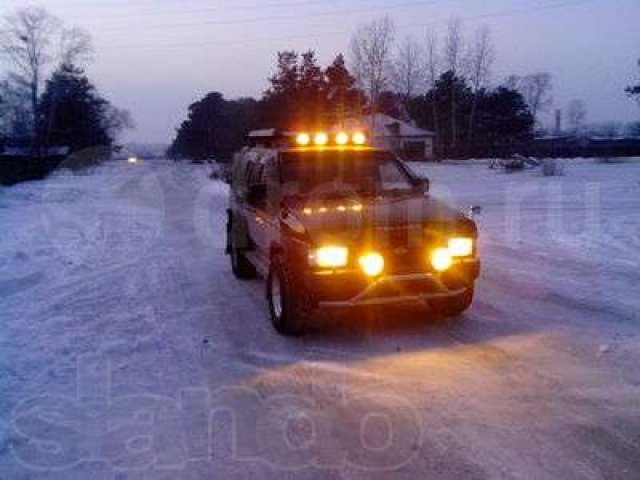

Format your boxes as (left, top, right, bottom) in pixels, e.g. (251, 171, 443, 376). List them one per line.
(431, 248, 452, 272)
(358, 252, 384, 277)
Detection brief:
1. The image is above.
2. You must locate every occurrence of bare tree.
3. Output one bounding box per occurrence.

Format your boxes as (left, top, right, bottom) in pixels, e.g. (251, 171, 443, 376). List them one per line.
(0, 77, 31, 138)
(424, 29, 440, 149)
(519, 73, 553, 126)
(350, 16, 395, 129)
(102, 106, 135, 140)
(626, 59, 640, 107)
(503, 75, 521, 91)
(464, 25, 494, 144)
(0, 7, 59, 151)
(391, 35, 423, 107)
(59, 27, 92, 66)
(566, 99, 587, 135)
(444, 17, 464, 149)
(349, 38, 366, 117)
(0, 7, 91, 153)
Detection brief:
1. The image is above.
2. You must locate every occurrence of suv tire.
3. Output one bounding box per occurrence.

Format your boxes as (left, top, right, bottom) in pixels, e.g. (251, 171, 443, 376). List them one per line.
(267, 257, 306, 336)
(230, 243, 256, 280)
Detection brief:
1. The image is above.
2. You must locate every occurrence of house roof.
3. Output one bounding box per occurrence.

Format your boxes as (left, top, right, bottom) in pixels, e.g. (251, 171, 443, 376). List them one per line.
(345, 114, 435, 138)
(248, 129, 278, 138)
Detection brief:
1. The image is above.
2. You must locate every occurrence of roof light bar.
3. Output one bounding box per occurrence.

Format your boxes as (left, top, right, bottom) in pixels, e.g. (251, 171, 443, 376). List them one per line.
(335, 131, 349, 145)
(313, 132, 329, 146)
(296, 132, 311, 146)
(294, 130, 367, 147)
(352, 132, 367, 145)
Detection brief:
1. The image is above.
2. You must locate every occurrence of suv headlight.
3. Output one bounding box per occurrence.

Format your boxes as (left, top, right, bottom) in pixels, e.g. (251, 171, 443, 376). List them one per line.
(309, 246, 349, 268)
(358, 251, 384, 277)
(448, 237, 473, 257)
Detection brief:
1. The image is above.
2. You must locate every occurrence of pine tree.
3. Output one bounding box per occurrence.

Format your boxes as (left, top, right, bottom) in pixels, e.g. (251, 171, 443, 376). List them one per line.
(296, 50, 327, 126)
(474, 87, 534, 146)
(260, 51, 363, 129)
(39, 64, 119, 151)
(168, 92, 256, 161)
(407, 72, 533, 156)
(325, 54, 363, 126)
(262, 51, 300, 129)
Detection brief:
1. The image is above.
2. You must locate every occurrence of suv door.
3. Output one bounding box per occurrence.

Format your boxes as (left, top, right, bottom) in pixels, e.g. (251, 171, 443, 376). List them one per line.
(245, 161, 270, 269)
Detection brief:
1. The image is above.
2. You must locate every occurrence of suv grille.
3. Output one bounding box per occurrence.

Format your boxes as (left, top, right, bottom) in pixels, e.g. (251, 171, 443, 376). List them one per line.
(386, 248, 428, 274)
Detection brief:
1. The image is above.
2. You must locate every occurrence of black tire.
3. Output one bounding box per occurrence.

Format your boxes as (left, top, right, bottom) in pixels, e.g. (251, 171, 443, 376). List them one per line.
(432, 286, 474, 317)
(267, 257, 306, 336)
(230, 244, 256, 279)
(227, 211, 256, 279)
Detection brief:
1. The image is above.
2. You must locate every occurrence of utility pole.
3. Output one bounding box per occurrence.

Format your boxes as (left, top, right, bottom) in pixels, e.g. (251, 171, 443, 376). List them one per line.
(554, 109, 562, 135)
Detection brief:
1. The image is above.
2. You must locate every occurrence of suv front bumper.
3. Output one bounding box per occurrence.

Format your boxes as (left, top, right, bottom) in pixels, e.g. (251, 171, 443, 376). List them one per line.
(307, 259, 480, 308)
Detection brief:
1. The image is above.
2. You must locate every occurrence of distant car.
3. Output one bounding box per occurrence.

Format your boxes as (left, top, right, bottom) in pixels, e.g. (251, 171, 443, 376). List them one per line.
(226, 129, 480, 335)
(127, 156, 138, 164)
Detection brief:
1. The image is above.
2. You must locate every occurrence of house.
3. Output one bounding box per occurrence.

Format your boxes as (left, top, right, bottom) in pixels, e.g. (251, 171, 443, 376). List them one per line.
(343, 114, 436, 161)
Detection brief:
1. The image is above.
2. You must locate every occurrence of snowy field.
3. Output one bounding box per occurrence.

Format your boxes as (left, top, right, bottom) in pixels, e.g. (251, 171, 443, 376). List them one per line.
(0, 158, 639, 478)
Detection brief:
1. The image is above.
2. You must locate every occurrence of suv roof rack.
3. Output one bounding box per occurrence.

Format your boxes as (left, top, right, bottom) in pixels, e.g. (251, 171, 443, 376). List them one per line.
(247, 129, 293, 148)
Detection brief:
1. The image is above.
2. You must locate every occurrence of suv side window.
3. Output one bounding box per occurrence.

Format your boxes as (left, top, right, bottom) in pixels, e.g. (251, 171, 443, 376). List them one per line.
(264, 155, 278, 184)
(246, 160, 267, 208)
(244, 161, 255, 185)
(264, 156, 281, 215)
(254, 164, 265, 185)
(379, 160, 411, 190)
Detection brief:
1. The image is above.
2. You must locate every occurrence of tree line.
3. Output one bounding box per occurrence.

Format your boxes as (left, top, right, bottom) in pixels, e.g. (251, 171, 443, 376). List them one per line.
(0, 7, 132, 160)
(170, 16, 640, 162)
(169, 17, 551, 160)
(168, 52, 364, 161)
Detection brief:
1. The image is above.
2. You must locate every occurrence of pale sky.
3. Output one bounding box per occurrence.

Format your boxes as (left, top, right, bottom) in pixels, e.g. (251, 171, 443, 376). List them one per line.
(2, 0, 639, 143)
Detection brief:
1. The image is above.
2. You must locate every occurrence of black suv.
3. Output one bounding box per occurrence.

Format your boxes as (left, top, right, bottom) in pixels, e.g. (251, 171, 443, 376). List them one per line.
(226, 130, 480, 335)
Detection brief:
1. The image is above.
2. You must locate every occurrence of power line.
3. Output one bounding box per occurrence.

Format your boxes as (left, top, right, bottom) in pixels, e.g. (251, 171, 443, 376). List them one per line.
(92, 0, 442, 31)
(58, 0, 355, 21)
(471, 0, 588, 20)
(99, 0, 592, 51)
(3, 0, 342, 10)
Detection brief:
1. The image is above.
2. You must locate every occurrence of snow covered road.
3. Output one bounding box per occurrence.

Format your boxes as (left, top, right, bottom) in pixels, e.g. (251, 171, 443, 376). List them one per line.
(1, 159, 639, 479)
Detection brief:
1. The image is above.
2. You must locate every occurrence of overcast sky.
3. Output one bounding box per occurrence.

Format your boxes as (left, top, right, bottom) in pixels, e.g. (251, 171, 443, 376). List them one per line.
(2, 0, 639, 143)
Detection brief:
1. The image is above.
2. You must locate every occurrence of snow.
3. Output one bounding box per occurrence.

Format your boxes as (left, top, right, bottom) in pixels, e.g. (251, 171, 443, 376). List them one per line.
(0, 158, 639, 478)
(411, 159, 640, 328)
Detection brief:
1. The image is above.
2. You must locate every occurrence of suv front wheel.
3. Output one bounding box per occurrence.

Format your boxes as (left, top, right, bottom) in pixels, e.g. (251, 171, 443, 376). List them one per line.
(267, 257, 306, 336)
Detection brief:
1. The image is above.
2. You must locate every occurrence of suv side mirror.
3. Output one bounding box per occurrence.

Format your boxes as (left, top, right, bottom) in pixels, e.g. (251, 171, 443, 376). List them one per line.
(412, 178, 429, 194)
(247, 184, 267, 207)
(468, 205, 482, 219)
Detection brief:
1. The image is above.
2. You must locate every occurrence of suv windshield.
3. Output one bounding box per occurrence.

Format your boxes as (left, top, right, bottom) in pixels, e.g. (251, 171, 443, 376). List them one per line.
(280, 150, 414, 197)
